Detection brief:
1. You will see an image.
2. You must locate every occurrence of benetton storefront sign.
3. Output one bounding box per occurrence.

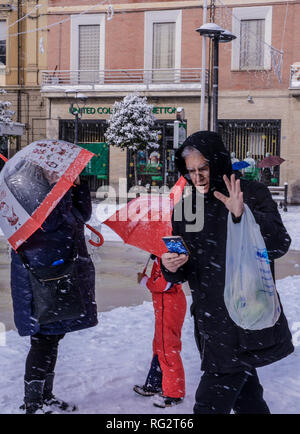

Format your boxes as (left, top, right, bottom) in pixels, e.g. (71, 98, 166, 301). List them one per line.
(69, 106, 177, 115)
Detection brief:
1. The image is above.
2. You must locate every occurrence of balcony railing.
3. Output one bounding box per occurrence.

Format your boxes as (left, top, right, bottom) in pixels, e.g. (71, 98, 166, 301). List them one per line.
(41, 68, 207, 91)
(290, 63, 300, 89)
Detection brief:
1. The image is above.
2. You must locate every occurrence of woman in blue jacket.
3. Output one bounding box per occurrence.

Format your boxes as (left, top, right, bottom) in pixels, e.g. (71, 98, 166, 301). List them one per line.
(10, 177, 97, 414)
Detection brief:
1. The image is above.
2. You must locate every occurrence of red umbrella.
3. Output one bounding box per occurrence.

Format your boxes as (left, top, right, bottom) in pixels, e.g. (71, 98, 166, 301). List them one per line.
(0, 140, 103, 250)
(257, 156, 285, 168)
(103, 176, 187, 257)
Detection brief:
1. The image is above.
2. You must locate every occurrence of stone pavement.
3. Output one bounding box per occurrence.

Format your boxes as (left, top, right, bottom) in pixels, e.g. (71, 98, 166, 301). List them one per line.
(1, 237, 300, 333)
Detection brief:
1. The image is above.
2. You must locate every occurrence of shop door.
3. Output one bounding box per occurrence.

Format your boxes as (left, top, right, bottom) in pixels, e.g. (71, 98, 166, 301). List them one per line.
(127, 120, 186, 191)
(59, 119, 109, 192)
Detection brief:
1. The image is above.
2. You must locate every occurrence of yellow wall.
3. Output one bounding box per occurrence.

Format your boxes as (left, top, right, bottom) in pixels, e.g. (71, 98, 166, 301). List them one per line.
(2, 0, 48, 86)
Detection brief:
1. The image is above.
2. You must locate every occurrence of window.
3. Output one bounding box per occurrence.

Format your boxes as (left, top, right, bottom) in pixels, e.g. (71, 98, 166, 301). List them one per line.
(144, 10, 182, 83)
(70, 14, 105, 83)
(240, 19, 265, 69)
(231, 7, 272, 71)
(152, 22, 175, 81)
(78, 25, 100, 82)
(0, 20, 6, 67)
(79, 25, 100, 70)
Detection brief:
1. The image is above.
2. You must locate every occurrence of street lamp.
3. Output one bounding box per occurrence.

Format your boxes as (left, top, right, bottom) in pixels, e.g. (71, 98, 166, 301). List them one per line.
(196, 23, 236, 133)
(64, 89, 88, 145)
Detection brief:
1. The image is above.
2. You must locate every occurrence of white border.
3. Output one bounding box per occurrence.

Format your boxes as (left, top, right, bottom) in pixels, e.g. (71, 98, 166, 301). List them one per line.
(70, 14, 105, 72)
(231, 6, 272, 71)
(144, 10, 182, 72)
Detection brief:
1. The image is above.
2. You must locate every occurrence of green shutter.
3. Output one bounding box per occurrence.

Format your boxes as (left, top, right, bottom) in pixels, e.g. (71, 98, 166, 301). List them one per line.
(78, 142, 109, 179)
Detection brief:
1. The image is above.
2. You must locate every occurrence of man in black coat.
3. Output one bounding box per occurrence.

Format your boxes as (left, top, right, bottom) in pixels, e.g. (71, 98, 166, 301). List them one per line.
(161, 131, 294, 414)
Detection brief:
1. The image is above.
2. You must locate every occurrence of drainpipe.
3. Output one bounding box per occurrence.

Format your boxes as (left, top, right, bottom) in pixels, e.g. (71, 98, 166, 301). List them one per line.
(59, 23, 62, 70)
(36, 0, 39, 85)
(16, 0, 22, 151)
(24, 91, 30, 144)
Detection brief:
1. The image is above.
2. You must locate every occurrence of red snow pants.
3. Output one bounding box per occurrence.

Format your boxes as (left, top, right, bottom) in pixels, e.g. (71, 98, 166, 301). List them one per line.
(152, 286, 187, 398)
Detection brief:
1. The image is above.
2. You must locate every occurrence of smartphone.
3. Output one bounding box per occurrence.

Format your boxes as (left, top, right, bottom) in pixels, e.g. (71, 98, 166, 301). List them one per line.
(162, 236, 190, 256)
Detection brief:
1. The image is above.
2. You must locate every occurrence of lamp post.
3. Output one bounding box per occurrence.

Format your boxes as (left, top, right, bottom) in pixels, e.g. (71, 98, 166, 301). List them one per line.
(65, 89, 88, 145)
(199, 0, 208, 131)
(196, 24, 236, 133)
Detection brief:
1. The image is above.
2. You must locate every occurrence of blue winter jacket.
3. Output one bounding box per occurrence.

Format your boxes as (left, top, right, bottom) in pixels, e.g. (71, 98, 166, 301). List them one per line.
(10, 181, 98, 336)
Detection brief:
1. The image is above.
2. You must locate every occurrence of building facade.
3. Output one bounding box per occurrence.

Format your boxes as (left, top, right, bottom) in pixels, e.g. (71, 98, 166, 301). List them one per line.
(4, 0, 300, 200)
(0, 0, 48, 156)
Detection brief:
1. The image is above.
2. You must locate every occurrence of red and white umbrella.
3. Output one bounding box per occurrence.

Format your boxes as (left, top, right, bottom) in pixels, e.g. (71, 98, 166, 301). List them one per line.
(0, 139, 103, 250)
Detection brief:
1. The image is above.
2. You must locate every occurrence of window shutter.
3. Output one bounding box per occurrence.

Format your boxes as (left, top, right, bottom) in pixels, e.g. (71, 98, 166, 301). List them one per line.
(152, 22, 175, 81)
(79, 25, 100, 82)
(240, 19, 265, 69)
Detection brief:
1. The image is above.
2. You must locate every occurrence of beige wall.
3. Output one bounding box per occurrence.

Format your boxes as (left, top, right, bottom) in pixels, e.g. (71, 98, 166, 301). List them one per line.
(3, 0, 48, 87)
(4, 88, 47, 149)
(48, 95, 205, 133)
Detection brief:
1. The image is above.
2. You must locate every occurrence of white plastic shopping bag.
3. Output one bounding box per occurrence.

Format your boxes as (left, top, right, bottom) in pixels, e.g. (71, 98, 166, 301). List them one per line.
(224, 204, 281, 330)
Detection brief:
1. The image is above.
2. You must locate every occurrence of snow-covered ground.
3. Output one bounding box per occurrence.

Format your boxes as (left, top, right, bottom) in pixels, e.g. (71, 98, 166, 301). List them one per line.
(279, 206, 300, 251)
(0, 276, 299, 414)
(0, 202, 299, 414)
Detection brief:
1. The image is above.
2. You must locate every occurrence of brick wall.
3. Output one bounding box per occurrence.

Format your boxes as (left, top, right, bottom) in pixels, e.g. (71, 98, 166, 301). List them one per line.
(46, 1, 300, 89)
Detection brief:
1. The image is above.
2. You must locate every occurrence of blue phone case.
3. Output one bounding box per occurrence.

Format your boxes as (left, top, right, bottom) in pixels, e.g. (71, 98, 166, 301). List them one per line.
(162, 237, 189, 255)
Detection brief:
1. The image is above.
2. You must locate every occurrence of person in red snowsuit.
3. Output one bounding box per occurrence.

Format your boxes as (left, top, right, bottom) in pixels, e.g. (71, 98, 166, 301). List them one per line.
(133, 255, 187, 408)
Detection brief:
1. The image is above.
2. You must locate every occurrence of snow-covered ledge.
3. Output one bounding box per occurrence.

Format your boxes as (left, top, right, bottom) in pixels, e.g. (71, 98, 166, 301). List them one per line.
(0, 121, 25, 137)
(41, 83, 202, 94)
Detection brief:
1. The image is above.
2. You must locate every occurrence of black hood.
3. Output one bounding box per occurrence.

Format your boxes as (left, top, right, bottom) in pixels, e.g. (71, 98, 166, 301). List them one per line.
(175, 130, 233, 195)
